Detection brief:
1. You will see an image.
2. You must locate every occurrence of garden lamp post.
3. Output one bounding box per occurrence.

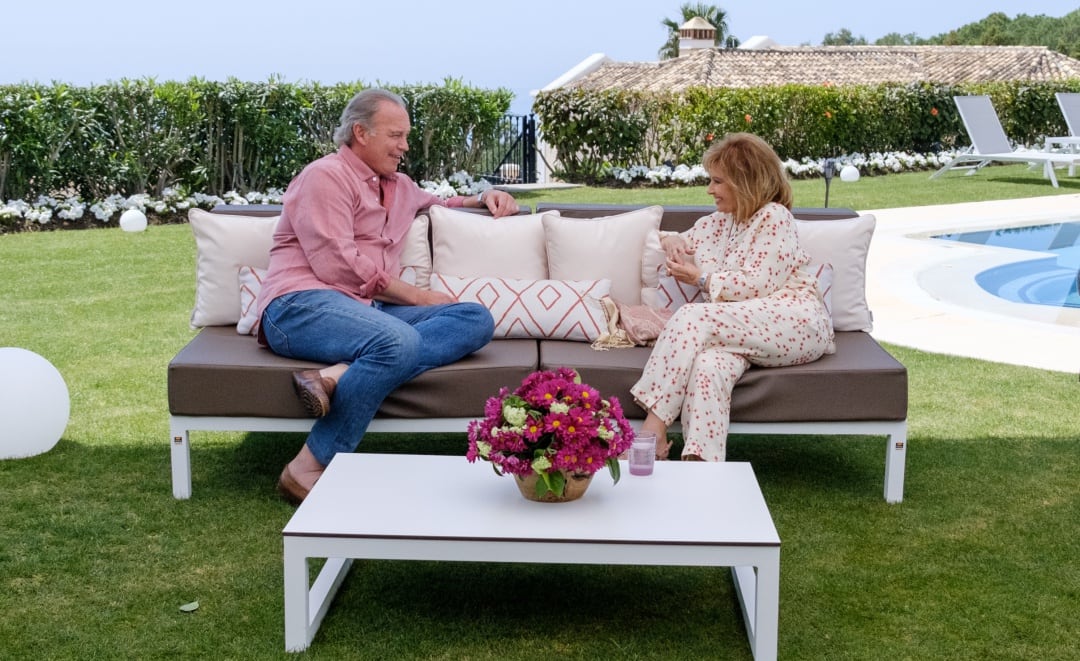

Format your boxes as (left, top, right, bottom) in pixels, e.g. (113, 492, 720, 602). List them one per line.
(822, 158, 860, 207)
(823, 158, 836, 207)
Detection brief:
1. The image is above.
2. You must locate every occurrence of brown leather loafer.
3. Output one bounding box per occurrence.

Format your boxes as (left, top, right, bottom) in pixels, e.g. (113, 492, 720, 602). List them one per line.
(292, 370, 336, 417)
(277, 465, 310, 506)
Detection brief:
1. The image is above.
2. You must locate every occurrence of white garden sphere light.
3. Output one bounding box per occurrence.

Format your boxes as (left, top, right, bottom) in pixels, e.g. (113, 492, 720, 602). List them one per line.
(839, 164, 861, 182)
(119, 208, 148, 232)
(0, 348, 70, 459)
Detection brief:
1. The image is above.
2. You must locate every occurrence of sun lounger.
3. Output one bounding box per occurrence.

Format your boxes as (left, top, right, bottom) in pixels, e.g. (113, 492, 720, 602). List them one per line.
(1044, 92, 1080, 176)
(931, 95, 1080, 187)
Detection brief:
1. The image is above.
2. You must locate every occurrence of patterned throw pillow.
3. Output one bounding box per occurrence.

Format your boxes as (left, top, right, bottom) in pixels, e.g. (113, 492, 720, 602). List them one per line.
(236, 266, 266, 335)
(809, 262, 834, 322)
(430, 275, 610, 341)
(651, 273, 705, 311)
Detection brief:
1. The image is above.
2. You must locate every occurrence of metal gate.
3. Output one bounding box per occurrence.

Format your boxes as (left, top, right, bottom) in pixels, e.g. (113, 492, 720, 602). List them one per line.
(478, 114, 536, 184)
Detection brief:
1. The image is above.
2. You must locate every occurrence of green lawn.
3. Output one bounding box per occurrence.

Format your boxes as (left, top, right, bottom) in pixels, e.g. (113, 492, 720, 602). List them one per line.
(0, 164, 1077, 659)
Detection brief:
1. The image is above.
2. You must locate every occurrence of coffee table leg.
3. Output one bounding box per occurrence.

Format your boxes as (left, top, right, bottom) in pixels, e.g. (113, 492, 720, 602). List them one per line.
(732, 554, 779, 661)
(283, 541, 311, 652)
(284, 539, 355, 653)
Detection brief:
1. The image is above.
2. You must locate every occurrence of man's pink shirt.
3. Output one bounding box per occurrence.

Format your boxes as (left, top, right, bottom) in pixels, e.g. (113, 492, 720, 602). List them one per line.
(255, 146, 465, 332)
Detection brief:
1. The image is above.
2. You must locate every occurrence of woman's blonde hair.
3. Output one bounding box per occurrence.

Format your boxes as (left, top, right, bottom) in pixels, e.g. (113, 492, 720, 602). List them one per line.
(703, 132, 792, 222)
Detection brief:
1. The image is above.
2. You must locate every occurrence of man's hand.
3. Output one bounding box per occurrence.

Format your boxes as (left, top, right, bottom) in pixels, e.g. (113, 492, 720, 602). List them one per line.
(376, 279, 456, 306)
(479, 189, 519, 218)
(413, 288, 456, 306)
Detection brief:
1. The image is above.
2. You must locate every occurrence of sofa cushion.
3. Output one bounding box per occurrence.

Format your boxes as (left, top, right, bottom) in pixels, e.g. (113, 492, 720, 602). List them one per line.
(188, 208, 279, 327)
(167, 328, 540, 419)
(542, 206, 663, 306)
(795, 215, 875, 332)
(400, 213, 432, 288)
(430, 275, 610, 341)
(538, 331, 906, 421)
(429, 206, 553, 280)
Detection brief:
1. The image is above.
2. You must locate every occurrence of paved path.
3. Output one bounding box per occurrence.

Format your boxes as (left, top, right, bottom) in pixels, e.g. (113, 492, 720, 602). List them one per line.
(865, 194, 1080, 374)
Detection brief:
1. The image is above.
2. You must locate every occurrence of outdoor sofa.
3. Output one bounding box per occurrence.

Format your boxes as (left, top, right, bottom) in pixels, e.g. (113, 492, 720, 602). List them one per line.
(168, 202, 908, 502)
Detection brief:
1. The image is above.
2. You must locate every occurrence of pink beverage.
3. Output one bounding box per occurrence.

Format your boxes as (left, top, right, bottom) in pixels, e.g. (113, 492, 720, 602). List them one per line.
(629, 432, 656, 476)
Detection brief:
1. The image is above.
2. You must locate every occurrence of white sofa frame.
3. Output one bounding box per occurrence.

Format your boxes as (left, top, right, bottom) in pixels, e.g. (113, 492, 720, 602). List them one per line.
(170, 415, 907, 503)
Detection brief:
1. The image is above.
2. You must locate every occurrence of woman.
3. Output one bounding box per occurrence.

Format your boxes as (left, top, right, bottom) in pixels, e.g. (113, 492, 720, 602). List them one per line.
(631, 132, 834, 461)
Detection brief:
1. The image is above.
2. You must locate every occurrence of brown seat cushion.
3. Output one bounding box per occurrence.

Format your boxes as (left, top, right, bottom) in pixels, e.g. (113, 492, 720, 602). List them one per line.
(168, 327, 539, 419)
(538, 331, 907, 422)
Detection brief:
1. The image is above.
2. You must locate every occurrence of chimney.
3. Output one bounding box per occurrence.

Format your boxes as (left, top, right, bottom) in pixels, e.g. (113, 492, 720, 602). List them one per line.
(678, 16, 716, 55)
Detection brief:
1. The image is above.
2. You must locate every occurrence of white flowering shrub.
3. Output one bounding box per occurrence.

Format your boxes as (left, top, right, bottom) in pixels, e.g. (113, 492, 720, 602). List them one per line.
(420, 171, 492, 199)
(0, 148, 973, 231)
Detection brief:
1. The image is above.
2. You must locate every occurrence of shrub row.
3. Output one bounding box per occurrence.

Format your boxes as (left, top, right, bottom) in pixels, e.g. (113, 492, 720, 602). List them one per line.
(0, 78, 513, 202)
(532, 81, 1080, 183)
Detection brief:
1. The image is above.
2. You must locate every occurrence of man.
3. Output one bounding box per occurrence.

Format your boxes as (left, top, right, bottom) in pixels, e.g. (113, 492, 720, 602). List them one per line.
(255, 88, 519, 504)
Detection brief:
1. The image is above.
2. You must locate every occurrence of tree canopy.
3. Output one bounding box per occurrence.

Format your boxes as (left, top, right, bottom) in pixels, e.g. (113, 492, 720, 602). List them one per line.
(820, 9, 1080, 57)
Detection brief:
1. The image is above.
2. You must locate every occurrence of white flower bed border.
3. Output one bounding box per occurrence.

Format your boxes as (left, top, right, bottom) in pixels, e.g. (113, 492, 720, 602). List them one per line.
(0, 150, 963, 227)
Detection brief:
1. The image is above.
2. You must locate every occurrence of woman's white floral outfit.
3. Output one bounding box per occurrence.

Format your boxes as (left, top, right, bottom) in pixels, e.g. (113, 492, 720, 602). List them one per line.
(630, 202, 834, 461)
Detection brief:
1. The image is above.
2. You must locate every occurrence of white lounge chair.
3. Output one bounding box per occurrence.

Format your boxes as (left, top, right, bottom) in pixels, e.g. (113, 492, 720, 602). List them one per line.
(1045, 92, 1080, 176)
(930, 95, 1080, 187)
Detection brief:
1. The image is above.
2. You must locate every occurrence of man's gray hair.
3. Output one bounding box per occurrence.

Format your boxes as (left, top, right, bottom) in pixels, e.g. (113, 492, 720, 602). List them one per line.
(332, 89, 408, 147)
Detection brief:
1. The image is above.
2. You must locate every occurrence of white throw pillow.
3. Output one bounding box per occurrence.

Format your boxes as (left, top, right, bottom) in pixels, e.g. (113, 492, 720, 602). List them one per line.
(430, 275, 610, 342)
(795, 214, 875, 332)
(236, 265, 267, 335)
(429, 206, 555, 280)
(399, 213, 431, 288)
(543, 206, 664, 305)
(188, 208, 279, 327)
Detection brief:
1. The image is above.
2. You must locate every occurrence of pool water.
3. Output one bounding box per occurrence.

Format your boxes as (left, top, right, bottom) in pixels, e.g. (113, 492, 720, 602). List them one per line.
(932, 221, 1080, 309)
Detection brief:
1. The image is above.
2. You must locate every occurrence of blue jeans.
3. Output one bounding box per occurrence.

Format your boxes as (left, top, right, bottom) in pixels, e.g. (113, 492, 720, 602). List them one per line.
(260, 289, 495, 466)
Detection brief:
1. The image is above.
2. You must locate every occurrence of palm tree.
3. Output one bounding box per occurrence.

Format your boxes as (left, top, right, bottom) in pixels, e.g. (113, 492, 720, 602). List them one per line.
(658, 3, 738, 60)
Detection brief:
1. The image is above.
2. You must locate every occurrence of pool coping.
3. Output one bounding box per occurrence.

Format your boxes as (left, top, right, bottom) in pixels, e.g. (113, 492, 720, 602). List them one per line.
(864, 193, 1080, 374)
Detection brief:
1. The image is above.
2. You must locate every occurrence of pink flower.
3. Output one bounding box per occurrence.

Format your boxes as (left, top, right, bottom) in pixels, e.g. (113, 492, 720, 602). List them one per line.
(466, 368, 634, 490)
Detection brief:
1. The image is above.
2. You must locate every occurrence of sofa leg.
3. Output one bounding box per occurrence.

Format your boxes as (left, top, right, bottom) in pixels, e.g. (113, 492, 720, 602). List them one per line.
(170, 420, 192, 499)
(883, 421, 907, 503)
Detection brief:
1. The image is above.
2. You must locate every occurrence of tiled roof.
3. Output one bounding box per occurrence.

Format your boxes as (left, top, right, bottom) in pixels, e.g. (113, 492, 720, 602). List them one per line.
(563, 46, 1080, 91)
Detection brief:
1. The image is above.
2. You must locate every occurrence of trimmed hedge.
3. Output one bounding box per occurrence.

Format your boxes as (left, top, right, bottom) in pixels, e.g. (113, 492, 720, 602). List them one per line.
(533, 81, 1080, 183)
(0, 78, 513, 202)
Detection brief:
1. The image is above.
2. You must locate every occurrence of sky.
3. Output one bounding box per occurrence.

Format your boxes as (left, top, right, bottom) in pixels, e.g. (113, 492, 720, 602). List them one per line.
(3, 1, 1077, 115)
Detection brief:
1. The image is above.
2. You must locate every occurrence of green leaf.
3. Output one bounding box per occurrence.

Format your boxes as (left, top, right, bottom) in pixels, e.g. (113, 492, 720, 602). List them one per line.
(179, 601, 199, 613)
(606, 457, 621, 485)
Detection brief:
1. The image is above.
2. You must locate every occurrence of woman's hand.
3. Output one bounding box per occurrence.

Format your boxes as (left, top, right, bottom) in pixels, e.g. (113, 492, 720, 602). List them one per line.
(660, 235, 695, 264)
(665, 258, 702, 286)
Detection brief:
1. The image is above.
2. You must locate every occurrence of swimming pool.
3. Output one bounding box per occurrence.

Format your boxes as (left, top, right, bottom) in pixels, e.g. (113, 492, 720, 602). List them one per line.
(932, 221, 1080, 309)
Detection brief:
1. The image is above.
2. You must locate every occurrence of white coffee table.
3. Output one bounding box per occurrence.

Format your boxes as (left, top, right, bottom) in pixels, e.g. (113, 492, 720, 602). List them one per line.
(283, 453, 781, 659)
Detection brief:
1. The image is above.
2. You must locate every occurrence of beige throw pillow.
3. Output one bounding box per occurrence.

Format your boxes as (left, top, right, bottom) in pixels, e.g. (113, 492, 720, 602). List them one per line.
(543, 206, 664, 306)
(399, 213, 432, 288)
(795, 214, 875, 332)
(429, 206, 555, 280)
(188, 208, 279, 328)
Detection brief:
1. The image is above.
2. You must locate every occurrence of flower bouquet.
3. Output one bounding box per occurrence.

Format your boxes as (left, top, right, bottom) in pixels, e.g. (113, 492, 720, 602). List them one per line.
(467, 367, 634, 501)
